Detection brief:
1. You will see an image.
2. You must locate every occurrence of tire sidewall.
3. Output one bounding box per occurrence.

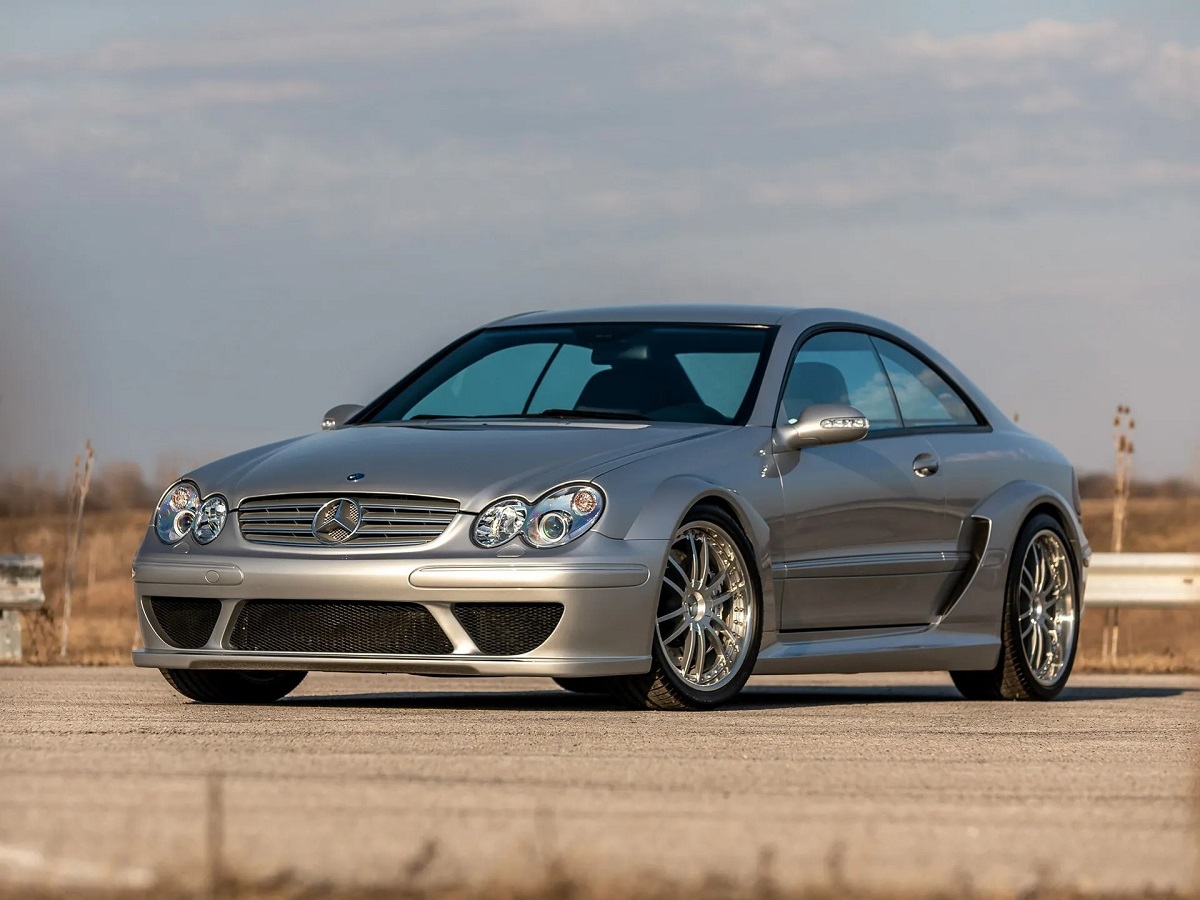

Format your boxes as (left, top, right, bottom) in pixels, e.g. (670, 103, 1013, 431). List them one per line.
(1005, 513, 1080, 700)
(651, 505, 764, 708)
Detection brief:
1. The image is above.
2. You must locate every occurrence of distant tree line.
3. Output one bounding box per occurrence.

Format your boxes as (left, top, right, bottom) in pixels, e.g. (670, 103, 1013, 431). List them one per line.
(0, 462, 1195, 516)
(1077, 473, 1199, 500)
(0, 461, 160, 516)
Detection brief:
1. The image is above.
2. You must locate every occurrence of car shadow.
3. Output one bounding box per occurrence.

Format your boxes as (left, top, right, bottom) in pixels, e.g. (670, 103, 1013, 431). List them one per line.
(734, 683, 1190, 709)
(278, 680, 1191, 712)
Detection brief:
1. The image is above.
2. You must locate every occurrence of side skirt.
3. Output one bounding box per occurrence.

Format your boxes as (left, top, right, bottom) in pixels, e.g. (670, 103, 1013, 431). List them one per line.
(752, 624, 999, 675)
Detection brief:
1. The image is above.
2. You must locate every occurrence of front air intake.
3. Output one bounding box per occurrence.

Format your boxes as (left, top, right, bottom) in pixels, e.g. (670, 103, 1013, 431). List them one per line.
(452, 602, 564, 655)
(149, 598, 221, 649)
(229, 601, 454, 655)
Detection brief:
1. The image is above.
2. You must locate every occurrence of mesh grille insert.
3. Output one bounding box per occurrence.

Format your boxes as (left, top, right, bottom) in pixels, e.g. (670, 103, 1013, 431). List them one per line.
(453, 603, 564, 655)
(229, 601, 453, 655)
(150, 598, 221, 649)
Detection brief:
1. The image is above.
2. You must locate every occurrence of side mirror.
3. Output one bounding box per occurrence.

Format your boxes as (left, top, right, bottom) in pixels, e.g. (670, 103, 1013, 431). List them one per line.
(775, 404, 869, 451)
(321, 404, 363, 431)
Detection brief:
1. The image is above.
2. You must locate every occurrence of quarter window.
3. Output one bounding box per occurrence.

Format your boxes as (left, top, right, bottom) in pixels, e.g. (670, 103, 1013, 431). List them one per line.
(871, 338, 979, 428)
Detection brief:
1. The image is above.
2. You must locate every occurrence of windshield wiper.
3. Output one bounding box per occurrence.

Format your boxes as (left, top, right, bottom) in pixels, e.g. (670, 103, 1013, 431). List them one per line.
(523, 408, 652, 422)
(405, 414, 495, 421)
(400, 410, 652, 423)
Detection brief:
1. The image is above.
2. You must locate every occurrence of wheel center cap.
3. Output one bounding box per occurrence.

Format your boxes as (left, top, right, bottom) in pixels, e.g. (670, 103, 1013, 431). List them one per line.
(687, 591, 707, 622)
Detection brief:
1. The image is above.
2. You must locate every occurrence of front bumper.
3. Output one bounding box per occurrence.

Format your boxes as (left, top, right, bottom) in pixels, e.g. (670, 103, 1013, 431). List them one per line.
(132, 531, 664, 677)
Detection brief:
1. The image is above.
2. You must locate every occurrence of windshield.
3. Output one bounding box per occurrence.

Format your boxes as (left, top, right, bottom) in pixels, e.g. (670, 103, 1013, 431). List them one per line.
(361, 323, 776, 426)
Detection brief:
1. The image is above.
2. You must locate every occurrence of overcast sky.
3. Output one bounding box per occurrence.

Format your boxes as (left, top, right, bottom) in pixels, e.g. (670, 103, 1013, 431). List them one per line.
(2, 1, 1197, 484)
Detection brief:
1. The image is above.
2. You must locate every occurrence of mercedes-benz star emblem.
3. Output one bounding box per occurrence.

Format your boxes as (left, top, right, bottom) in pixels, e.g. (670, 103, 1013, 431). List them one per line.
(312, 498, 362, 544)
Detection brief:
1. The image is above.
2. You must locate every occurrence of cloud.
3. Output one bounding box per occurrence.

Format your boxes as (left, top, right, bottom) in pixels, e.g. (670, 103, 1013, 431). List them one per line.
(1, 1, 668, 75)
(1016, 86, 1081, 115)
(0, 4, 1195, 240)
(1131, 42, 1200, 117)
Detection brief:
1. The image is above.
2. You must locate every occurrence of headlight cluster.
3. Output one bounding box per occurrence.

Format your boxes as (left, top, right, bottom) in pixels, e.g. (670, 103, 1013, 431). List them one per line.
(155, 481, 229, 545)
(472, 483, 604, 550)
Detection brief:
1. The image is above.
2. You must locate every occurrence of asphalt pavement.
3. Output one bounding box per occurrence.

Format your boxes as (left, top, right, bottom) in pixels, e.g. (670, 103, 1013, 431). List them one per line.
(0, 667, 1195, 892)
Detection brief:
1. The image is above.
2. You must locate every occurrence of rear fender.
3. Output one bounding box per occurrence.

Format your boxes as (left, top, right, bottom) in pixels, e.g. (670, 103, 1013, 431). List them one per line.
(938, 480, 1090, 636)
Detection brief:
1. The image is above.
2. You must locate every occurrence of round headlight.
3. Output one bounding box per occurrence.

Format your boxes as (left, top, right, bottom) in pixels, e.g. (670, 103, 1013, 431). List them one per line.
(536, 511, 571, 543)
(155, 481, 200, 544)
(472, 498, 529, 548)
(192, 495, 228, 545)
(523, 484, 605, 549)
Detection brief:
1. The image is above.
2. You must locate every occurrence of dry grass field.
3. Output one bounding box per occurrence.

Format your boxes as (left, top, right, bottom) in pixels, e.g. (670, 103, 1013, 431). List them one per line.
(1, 873, 1195, 900)
(2, 496, 1198, 669)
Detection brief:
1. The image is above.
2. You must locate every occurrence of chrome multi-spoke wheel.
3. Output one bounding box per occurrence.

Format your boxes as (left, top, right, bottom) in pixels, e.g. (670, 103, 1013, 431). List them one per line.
(1017, 530, 1077, 687)
(655, 521, 755, 692)
(613, 507, 762, 710)
(950, 513, 1080, 701)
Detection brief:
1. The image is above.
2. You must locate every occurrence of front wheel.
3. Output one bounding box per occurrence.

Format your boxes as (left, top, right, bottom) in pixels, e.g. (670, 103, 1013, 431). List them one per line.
(160, 669, 307, 704)
(951, 513, 1080, 701)
(613, 506, 763, 711)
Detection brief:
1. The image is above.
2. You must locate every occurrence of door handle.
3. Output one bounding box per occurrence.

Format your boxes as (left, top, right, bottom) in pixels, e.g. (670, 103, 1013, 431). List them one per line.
(913, 453, 940, 477)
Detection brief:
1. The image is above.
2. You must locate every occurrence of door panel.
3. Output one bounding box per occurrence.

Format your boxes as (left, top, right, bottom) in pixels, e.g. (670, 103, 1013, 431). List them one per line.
(773, 436, 962, 630)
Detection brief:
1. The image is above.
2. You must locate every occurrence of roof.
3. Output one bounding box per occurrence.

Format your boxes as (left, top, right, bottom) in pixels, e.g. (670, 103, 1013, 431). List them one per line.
(487, 304, 806, 328)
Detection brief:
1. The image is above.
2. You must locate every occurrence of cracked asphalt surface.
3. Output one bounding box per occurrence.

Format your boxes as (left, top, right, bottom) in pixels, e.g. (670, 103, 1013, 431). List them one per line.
(0, 668, 1196, 891)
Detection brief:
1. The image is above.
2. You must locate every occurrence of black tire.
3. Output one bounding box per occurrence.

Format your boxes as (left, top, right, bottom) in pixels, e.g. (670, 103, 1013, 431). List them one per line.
(612, 505, 763, 711)
(951, 513, 1080, 701)
(160, 669, 307, 704)
(552, 677, 619, 694)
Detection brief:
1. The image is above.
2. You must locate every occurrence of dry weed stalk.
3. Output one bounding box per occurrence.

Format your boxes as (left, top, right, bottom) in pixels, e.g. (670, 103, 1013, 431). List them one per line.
(1102, 407, 1135, 661)
(59, 440, 94, 659)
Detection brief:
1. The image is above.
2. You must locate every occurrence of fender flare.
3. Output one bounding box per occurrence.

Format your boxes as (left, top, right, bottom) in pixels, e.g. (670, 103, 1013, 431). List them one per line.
(620, 475, 778, 634)
(933, 480, 1090, 634)
(970, 480, 1089, 576)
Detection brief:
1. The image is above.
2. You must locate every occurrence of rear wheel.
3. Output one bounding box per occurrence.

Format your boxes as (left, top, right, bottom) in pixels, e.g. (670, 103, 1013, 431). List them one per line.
(160, 669, 307, 704)
(613, 506, 762, 711)
(951, 513, 1079, 701)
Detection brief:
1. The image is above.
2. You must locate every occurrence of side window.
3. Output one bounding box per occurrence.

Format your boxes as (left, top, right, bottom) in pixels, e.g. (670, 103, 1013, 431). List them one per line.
(871, 338, 979, 428)
(782, 331, 902, 431)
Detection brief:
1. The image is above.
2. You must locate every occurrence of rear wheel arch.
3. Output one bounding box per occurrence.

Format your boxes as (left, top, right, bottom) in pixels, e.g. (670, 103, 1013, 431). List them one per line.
(968, 481, 1087, 575)
(1022, 501, 1083, 583)
(951, 510, 1081, 700)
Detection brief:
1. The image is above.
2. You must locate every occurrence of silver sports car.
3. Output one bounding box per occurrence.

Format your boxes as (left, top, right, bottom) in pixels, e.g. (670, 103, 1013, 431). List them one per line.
(133, 306, 1089, 710)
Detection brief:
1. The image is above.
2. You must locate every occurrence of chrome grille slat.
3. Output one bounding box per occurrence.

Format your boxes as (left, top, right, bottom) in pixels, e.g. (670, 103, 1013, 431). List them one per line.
(238, 493, 459, 547)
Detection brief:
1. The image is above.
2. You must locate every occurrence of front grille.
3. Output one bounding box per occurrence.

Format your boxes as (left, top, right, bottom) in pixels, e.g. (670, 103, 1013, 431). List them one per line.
(453, 603, 564, 655)
(229, 601, 454, 655)
(238, 494, 459, 547)
(150, 598, 221, 649)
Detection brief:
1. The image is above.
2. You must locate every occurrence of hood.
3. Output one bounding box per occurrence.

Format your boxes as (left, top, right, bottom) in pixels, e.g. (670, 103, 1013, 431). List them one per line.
(188, 421, 725, 512)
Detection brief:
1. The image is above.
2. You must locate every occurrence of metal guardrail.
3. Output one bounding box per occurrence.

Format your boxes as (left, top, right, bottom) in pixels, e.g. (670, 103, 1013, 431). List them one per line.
(1086, 552, 1198, 661)
(1086, 553, 1200, 609)
(1, 554, 44, 662)
(0, 551, 1194, 664)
